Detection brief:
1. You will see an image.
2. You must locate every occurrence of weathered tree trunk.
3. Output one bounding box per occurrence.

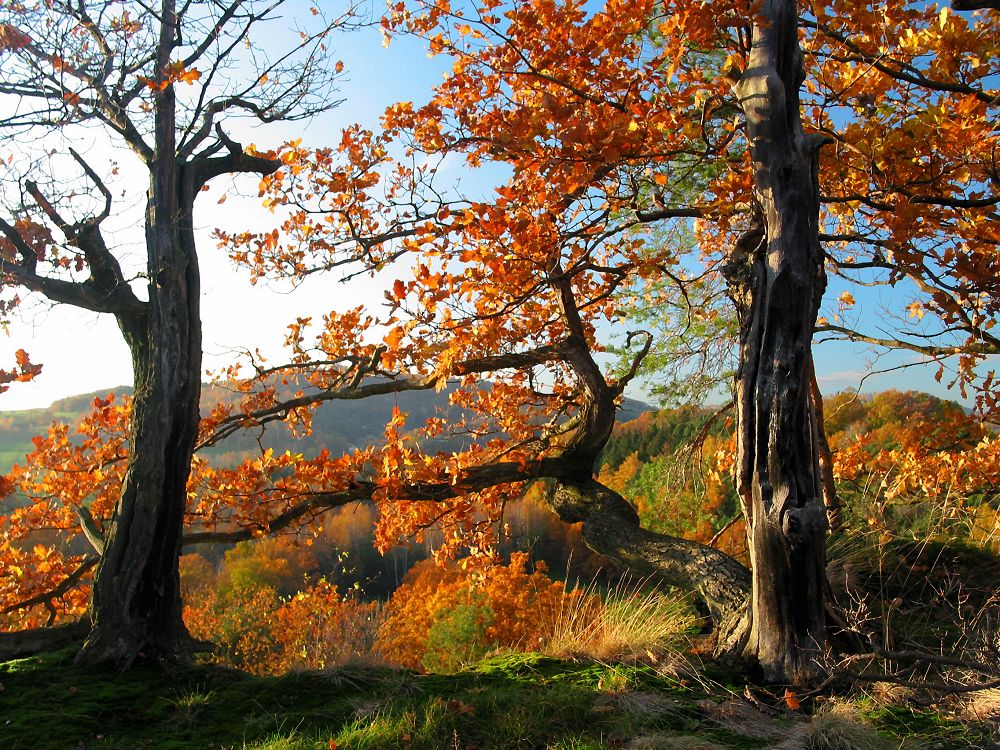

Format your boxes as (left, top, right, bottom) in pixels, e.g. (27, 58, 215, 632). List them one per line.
(76, 0, 201, 666)
(809, 358, 844, 533)
(539, 262, 753, 660)
(727, 0, 830, 683)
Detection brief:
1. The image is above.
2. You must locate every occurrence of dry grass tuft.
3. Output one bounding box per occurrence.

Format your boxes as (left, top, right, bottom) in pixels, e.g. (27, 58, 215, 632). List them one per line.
(542, 575, 696, 666)
(625, 735, 730, 750)
(960, 687, 1000, 722)
(697, 698, 786, 740)
(596, 690, 686, 722)
(774, 701, 907, 750)
(866, 681, 915, 707)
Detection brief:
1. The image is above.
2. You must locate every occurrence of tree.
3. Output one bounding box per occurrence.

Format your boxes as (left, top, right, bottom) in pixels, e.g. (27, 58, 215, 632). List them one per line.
(254, 0, 995, 681)
(0, 0, 347, 665)
(721, 0, 830, 682)
(806, 2, 1000, 415)
(1, 0, 996, 686)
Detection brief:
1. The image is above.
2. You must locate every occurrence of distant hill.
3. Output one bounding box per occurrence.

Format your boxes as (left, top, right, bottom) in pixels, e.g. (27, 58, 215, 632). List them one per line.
(0, 384, 653, 472)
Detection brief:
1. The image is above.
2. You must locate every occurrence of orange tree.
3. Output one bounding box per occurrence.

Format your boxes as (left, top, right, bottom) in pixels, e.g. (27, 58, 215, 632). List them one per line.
(237, 0, 997, 681)
(1, 0, 997, 685)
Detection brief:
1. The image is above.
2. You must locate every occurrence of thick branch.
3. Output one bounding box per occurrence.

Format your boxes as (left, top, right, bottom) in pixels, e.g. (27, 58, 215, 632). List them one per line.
(188, 125, 281, 188)
(0, 255, 146, 315)
(0, 619, 91, 660)
(182, 486, 373, 545)
(953, 0, 1000, 8)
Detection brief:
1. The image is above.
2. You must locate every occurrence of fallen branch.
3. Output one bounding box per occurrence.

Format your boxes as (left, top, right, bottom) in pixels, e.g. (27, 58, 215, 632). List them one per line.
(0, 618, 91, 660)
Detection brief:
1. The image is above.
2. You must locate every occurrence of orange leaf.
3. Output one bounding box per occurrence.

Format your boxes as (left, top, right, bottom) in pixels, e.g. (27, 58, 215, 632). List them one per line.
(385, 325, 405, 350)
(783, 689, 800, 710)
(175, 67, 202, 85)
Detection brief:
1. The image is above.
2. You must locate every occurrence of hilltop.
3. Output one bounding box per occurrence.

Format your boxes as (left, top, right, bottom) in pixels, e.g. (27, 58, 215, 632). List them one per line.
(0, 384, 653, 473)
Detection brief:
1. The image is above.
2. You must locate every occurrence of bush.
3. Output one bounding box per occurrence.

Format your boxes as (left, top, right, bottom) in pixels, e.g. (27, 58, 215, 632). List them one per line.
(375, 552, 581, 670)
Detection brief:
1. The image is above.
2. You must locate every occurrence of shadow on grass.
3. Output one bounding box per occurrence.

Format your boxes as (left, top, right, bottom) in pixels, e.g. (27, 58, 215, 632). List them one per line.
(0, 647, 987, 750)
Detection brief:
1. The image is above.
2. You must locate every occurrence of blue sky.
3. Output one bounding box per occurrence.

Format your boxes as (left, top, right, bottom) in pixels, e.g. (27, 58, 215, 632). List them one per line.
(0, 7, 988, 413)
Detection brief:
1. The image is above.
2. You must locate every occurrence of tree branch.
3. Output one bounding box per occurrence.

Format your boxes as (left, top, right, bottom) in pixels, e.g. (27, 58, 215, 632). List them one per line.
(188, 124, 281, 188)
(816, 322, 998, 357)
(1, 557, 99, 619)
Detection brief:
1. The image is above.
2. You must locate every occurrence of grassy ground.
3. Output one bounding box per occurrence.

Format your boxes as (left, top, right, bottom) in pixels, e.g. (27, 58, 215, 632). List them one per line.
(0, 647, 991, 750)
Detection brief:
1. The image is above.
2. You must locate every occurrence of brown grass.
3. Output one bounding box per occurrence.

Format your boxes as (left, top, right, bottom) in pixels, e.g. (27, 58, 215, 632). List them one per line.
(541, 575, 696, 666)
(774, 701, 918, 750)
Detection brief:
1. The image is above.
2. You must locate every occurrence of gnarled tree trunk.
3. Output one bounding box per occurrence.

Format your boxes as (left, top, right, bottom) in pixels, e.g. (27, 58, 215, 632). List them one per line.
(551, 478, 752, 655)
(727, 0, 830, 683)
(539, 260, 754, 661)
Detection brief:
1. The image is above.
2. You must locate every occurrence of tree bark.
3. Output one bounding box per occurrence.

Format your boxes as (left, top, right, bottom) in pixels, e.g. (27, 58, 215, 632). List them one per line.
(809, 358, 844, 533)
(76, 0, 202, 666)
(728, 0, 830, 684)
(550, 478, 752, 656)
(539, 262, 753, 661)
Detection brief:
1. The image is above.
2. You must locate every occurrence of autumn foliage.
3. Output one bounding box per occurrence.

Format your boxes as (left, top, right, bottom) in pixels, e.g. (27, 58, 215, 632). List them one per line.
(180, 541, 378, 675)
(375, 552, 585, 671)
(0, 0, 997, 679)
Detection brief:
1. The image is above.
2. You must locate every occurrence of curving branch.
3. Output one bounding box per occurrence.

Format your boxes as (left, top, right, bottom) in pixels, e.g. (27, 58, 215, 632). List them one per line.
(816, 322, 998, 357)
(1, 557, 99, 622)
(807, 20, 998, 105)
(197, 340, 569, 449)
(610, 330, 654, 398)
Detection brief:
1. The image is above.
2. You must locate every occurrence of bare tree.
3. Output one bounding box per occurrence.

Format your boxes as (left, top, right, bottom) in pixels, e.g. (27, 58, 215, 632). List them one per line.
(0, 0, 351, 666)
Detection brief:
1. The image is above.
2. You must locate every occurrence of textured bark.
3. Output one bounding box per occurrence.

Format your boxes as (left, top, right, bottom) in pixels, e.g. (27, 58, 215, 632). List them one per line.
(76, 1, 202, 666)
(809, 359, 844, 533)
(728, 0, 830, 683)
(550, 479, 751, 656)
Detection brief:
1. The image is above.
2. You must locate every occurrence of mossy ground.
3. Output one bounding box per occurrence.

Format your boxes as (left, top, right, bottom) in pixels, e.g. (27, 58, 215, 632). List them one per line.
(0, 648, 990, 750)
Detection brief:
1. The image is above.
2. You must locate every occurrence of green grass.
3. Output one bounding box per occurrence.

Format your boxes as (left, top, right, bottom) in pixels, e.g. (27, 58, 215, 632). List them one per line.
(0, 648, 988, 750)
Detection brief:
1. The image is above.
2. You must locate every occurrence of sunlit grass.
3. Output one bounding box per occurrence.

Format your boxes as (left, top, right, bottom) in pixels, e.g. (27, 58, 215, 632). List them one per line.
(542, 574, 697, 667)
(0, 642, 986, 750)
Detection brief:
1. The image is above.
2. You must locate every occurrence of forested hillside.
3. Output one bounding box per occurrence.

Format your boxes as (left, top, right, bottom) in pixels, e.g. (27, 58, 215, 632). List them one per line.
(0, 384, 653, 474)
(9, 386, 998, 681)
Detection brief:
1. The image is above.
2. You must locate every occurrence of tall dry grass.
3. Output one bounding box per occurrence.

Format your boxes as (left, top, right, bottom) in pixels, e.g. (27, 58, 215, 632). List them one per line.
(541, 575, 696, 666)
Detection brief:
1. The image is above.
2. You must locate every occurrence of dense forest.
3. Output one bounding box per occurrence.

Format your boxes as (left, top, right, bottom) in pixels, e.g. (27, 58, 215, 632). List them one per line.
(4, 388, 998, 677)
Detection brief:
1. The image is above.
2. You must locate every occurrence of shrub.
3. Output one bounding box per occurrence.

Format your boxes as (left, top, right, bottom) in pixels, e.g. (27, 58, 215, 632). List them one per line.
(375, 552, 581, 670)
